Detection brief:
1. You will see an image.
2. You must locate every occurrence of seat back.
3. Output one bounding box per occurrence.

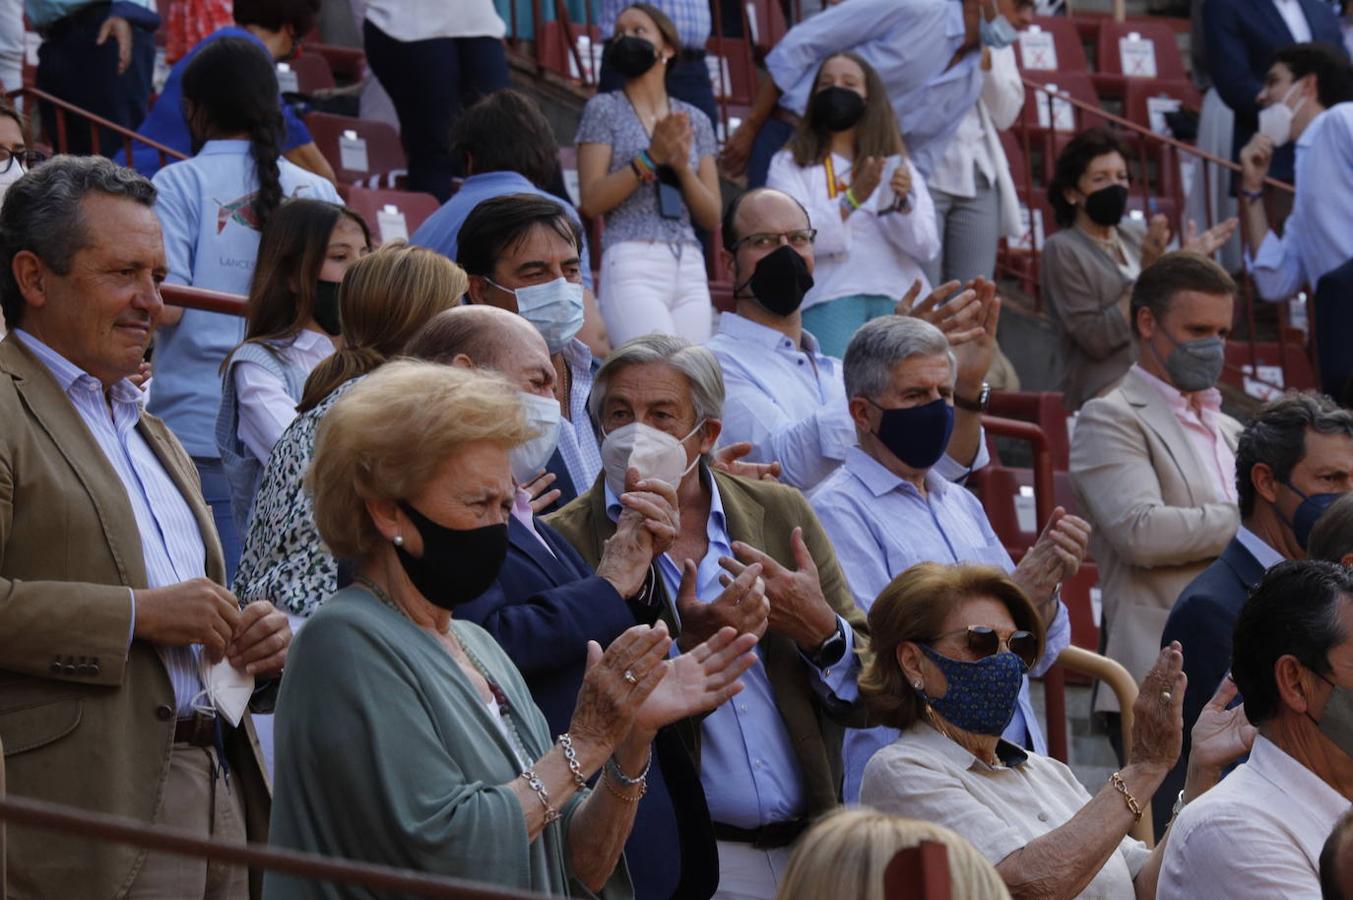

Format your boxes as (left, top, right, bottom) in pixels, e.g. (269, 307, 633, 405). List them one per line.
(1016, 16, 1091, 73)
(305, 112, 407, 187)
(282, 52, 335, 94)
(1096, 20, 1187, 80)
(342, 187, 441, 244)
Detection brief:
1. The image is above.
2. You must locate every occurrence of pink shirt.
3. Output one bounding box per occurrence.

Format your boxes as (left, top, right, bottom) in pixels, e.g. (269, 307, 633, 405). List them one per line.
(1133, 364, 1237, 503)
(512, 487, 556, 557)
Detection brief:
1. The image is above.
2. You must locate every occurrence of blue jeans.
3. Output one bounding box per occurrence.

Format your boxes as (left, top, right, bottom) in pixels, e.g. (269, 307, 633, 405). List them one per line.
(362, 21, 508, 201)
(746, 117, 795, 189)
(194, 457, 241, 586)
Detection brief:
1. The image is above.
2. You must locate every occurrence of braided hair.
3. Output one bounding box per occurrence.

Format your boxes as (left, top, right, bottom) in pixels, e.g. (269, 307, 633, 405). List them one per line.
(181, 37, 285, 230)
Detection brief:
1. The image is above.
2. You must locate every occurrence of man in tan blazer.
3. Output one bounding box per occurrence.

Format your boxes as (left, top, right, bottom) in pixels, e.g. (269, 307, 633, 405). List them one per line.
(1070, 252, 1243, 719)
(0, 157, 290, 898)
(546, 333, 866, 900)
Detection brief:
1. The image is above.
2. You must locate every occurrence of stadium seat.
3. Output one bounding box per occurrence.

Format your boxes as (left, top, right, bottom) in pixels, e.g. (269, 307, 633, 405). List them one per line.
(743, 0, 788, 54)
(1016, 17, 1091, 74)
(306, 42, 366, 83)
(281, 52, 335, 95)
(305, 112, 407, 188)
(538, 20, 604, 84)
(342, 187, 441, 245)
(1223, 340, 1319, 395)
(1095, 20, 1187, 81)
(988, 391, 1073, 471)
(706, 36, 758, 105)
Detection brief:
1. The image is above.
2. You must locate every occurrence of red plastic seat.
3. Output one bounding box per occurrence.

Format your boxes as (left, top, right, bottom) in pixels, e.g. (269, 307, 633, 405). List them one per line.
(743, 0, 788, 54)
(342, 187, 441, 244)
(1016, 17, 1091, 73)
(537, 20, 604, 84)
(1096, 20, 1187, 81)
(281, 52, 335, 94)
(1222, 340, 1318, 395)
(706, 36, 758, 105)
(1020, 73, 1109, 135)
(305, 112, 406, 188)
(305, 42, 366, 82)
(987, 391, 1073, 470)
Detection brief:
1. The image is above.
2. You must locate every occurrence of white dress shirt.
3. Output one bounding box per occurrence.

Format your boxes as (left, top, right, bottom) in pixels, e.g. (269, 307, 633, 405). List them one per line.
(766, 151, 939, 306)
(233, 329, 333, 462)
(1251, 104, 1353, 300)
(1273, 0, 1315, 42)
(1159, 735, 1349, 899)
(363, 0, 506, 40)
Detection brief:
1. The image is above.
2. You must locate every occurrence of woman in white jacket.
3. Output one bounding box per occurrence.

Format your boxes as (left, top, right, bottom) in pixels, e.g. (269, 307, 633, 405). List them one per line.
(767, 51, 939, 358)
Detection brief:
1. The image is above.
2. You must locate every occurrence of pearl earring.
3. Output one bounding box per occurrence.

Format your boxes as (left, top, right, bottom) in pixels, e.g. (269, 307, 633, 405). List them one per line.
(393, 534, 404, 547)
(913, 681, 923, 690)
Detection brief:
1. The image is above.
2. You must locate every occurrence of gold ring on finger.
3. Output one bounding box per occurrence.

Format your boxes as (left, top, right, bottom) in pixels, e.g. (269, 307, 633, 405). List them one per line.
(624, 669, 638, 685)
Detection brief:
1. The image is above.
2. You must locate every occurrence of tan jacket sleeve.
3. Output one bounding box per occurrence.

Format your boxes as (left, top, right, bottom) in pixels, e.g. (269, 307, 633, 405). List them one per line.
(1043, 236, 1134, 361)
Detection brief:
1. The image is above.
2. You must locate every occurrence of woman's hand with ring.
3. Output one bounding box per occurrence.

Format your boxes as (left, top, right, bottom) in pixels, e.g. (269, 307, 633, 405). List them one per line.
(1128, 641, 1187, 778)
(567, 622, 672, 758)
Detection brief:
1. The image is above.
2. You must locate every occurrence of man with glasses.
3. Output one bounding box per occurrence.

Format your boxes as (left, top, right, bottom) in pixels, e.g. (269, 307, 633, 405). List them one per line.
(706, 186, 990, 491)
(808, 314, 1086, 801)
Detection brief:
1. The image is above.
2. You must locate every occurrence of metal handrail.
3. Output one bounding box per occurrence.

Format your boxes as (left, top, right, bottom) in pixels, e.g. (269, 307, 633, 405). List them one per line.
(10, 85, 188, 170)
(0, 794, 545, 899)
(161, 283, 247, 316)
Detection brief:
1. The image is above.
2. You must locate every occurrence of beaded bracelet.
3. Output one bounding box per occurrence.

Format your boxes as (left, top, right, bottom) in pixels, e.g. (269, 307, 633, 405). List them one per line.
(557, 733, 588, 790)
(632, 150, 658, 183)
(1239, 187, 1264, 202)
(522, 768, 561, 824)
(1110, 771, 1143, 823)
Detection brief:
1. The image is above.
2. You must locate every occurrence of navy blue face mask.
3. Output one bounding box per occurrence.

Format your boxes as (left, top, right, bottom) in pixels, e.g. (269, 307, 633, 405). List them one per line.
(1281, 483, 1344, 551)
(917, 644, 1027, 736)
(869, 397, 955, 471)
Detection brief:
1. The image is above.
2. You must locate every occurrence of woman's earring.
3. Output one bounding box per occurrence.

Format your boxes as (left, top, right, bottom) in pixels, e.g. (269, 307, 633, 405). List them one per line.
(393, 534, 404, 547)
(913, 681, 924, 691)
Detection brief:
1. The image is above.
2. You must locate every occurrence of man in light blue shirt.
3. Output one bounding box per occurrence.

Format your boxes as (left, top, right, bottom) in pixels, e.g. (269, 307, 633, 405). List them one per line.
(808, 315, 1085, 802)
(1239, 44, 1353, 300)
(706, 187, 990, 491)
(722, 0, 984, 186)
(547, 333, 866, 899)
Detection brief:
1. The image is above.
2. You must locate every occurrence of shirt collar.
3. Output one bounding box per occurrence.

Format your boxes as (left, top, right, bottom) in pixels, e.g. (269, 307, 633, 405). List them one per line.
(604, 465, 726, 537)
(844, 445, 948, 500)
(1130, 362, 1223, 415)
(289, 328, 332, 353)
(1235, 525, 1286, 569)
(13, 328, 144, 409)
(1248, 735, 1350, 818)
(1297, 107, 1329, 150)
(715, 312, 823, 357)
(197, 139, 253, 156)
(462, 171, 535, 192)
(561, 336, 593, 371)
(909, 721, 1029, 771)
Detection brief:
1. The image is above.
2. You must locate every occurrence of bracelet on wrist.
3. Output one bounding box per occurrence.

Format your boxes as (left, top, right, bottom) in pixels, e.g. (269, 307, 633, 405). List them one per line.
(557, 733, 589, 790)
(1240, 187, 1264, 201)
(1110, 771, 1143, 823)
(521, 768, 561, 824)
(607, 751, 652, 786)
(602, 766, 647, 802)
(843, 188, 861, 211)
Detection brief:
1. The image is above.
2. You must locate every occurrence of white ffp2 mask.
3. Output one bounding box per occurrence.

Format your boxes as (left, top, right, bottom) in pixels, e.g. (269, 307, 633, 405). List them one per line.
(601, 421, 703, 498)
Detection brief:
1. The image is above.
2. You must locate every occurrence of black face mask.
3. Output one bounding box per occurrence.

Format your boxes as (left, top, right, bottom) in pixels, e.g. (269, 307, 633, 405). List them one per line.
(737, 244, 815, 317)
(809, 86, 866, 132)
(313, 279, 342, 336)
(1082, 184, 1129, 227)
(394, 500, 509, 610)
(872, 397, 955, 470)
(605, 35, 659, 79)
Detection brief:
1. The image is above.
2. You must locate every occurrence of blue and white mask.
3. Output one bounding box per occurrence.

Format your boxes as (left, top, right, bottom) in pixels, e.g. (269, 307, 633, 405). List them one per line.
(917, 643, 1026, 736)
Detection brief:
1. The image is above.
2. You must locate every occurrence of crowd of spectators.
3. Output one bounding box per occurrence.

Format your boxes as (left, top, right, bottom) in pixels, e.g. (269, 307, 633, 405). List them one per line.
(3, 0, 1353, 899)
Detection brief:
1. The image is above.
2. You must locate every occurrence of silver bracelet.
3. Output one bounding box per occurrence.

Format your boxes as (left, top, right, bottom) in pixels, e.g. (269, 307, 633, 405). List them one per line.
(521, 768, 560, 824)
(557, 733, 588, 789)
(606, 750, 652, 786)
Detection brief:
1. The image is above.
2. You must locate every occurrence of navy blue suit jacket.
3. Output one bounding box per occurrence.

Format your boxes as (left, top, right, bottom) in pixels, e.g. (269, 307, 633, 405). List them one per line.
(457, 517, 718, 900)
(1315, 256, 1353, 404)
(1203, 0, 1344, 181)
(1154, 536, 1268, 837)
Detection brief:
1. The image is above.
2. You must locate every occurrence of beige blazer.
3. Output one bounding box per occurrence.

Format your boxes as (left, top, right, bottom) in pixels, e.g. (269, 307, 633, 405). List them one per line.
(0, 334, 270, 898)
(1041, 221, 1146, 411)
(1069, 366, 1241, 713)
(547, 469, 869, 817)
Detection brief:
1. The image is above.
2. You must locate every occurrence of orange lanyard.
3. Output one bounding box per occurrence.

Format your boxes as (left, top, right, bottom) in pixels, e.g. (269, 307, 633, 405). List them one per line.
(824, 155, 848, 200)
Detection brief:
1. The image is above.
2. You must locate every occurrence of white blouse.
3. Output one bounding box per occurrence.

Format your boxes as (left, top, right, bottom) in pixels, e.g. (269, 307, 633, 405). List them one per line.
(233, 329, 334, 462)
(767, 149, 940, 310)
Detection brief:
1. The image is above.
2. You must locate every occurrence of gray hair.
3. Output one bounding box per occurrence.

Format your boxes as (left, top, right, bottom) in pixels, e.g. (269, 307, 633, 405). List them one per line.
(0, 155, 157, 328)
(589, 333, 726, 426)
(843, 316, 954, 400)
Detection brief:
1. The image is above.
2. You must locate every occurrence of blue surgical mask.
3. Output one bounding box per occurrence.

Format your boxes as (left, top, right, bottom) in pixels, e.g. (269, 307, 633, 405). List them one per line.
(489, 276, 585, 354)
(868, 397, 955, 471)
(979, 11, 1019, 49)
(917, 643, 1027, 736)
(1281, 482, 1344, 551)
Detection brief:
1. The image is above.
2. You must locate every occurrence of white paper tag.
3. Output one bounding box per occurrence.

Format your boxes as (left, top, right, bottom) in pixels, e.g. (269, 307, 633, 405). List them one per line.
(1119, 34, 1158, 78)
(339, 130, 369, 173)
(1090, 587, 1103, 628)
(1146, 95, 1181, 135)
(1015, 485, 1037, 534)
(1035, 85, 1075, 131)
(1011, 204, 1045, 250)
(745, 2, 759, 44)
(202, 658, 254, 728)
(23, 31, 39, 68)
(562, 168, 581, 207)
(276, 62, 299, 94)
(376, 204, 409, 243)
(706, 55, 734, 98)
(1019, 27, 1058, 70)
(566, 35, 603, 82)
(1241, 364, 1285, 401)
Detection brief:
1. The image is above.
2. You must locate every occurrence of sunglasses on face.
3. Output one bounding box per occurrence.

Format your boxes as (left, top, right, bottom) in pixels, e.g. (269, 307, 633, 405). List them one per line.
(928, 626, 1039, 669)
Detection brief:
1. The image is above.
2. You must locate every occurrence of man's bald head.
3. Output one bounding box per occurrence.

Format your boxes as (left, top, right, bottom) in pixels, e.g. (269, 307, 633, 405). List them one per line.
(720, 187, 811, 252)
(404, 305, 555, 398)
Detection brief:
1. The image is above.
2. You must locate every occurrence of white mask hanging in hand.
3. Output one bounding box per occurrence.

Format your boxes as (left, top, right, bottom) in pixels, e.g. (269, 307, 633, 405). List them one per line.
(510, 391, 563, 484)
(196, 656, 255, 728)
(1257, 80, 1308, 148)
(601, 421, 703, 498)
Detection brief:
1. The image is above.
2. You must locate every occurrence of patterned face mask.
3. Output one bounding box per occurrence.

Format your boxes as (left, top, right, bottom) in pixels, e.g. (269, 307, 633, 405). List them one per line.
(916, 643, 1027, 737)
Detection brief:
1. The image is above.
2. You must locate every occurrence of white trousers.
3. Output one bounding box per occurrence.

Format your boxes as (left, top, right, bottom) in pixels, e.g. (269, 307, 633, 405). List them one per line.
(712, 840, 794, 900)
(599, 240, 712, 345)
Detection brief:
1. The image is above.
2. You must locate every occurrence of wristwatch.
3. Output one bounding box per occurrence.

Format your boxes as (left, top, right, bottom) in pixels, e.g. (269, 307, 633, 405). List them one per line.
(954, 382, 990, 413)
(807, 620, 847, 669)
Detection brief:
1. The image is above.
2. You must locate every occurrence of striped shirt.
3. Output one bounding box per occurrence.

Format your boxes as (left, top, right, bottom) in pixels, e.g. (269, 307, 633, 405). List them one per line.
(557, 338, 603, 495)
(598, 0, 710, 49)
(16, 329, 207, 715)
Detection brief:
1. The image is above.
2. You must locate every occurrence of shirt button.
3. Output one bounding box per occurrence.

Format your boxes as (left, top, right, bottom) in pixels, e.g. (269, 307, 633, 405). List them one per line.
(1037, 811, 1049, 823)
(739, 704, 749, 713)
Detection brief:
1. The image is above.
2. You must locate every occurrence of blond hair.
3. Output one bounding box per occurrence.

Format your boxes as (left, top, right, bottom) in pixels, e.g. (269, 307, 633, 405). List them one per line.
(308, 361, 531, 560)
(776, 809, 1011, 900)
(297, 242, 467, 412)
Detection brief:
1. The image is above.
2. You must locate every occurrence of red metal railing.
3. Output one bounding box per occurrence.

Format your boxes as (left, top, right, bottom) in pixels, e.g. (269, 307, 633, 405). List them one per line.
(10, 85, 188, 170)
(161, 283, 247, 316)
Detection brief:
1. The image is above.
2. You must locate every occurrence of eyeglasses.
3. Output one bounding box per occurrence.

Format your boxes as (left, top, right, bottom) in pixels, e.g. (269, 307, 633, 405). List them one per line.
(928, 626, 1039, 669)
(733, 229, 817, 252)
(0, 149, 46, 174)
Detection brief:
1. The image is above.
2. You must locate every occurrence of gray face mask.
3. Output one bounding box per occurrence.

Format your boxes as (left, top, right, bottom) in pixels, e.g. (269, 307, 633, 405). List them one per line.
(1160, 334, 1225, 393)
(1311, 677, 1353, 760)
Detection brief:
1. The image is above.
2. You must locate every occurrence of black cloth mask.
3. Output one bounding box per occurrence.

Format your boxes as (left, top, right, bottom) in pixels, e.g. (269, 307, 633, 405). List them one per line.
(872, 397, 955, 470)
(605, 35, 659, 79)
(394, 500, 508, 610)
(313, 279, 342, 336)
(737, 244, 815, 317)
(809, 86, 866, 132)
(1082, 184, 1129, 227)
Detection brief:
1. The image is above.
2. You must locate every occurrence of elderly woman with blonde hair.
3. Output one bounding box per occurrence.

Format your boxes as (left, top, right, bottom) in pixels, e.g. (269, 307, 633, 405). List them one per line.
(856, 562, 1256, 900)
(776, 809, 1009, 900)
(266, 361, 759, 899)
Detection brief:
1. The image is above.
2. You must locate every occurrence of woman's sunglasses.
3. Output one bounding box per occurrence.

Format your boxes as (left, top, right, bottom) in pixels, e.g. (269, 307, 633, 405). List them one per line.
(929, 626, 1039, 669)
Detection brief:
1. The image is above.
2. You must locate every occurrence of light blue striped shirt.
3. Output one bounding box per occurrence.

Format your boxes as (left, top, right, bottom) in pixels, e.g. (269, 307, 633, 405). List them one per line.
(597, 0, 710, 49)
(16, 329, 206, 714)
(607, 472, 859, 827)
(808, 446, 1071, 802)
(558, 338, 603, 494)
